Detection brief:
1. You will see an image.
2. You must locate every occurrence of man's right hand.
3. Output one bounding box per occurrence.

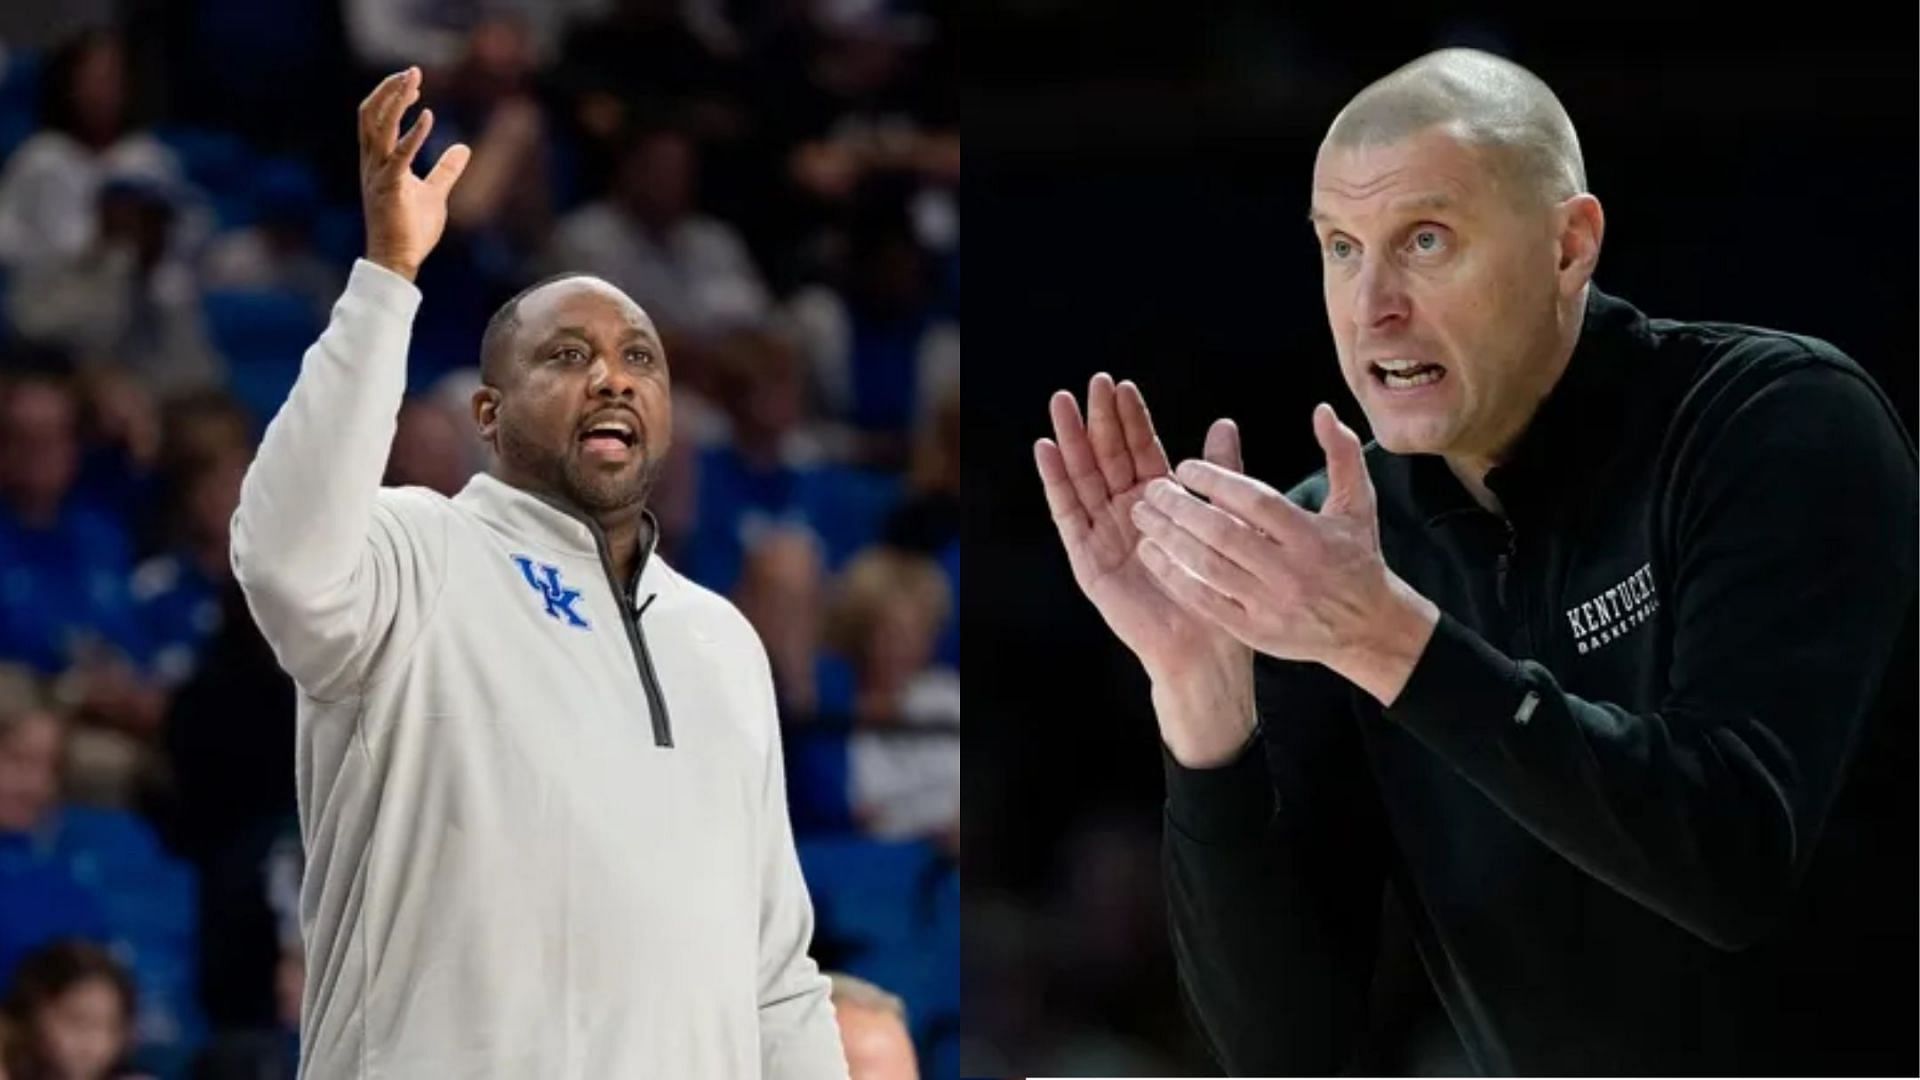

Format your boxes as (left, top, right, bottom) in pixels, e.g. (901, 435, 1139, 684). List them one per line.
(359, 67, 471, 283)
(1036, 374, 1257, 766)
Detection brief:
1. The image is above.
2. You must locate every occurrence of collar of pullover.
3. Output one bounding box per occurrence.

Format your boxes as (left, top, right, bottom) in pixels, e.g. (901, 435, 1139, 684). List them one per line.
(1407, 284, 1652, 529)
(455, 471, 669, 599)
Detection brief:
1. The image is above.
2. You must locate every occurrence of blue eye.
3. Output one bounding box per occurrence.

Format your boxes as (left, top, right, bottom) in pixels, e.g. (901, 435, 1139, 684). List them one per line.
(1411, 228, 1446, 253)
(1328, 237, 1356, 260)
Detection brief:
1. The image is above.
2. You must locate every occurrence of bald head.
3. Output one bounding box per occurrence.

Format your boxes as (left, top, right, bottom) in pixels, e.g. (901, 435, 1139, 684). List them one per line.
(1326, 48, 1585, 209)
(829, 973, 917, 1080)
(470, 271, 672, 518)
(480, 273, 645, 387)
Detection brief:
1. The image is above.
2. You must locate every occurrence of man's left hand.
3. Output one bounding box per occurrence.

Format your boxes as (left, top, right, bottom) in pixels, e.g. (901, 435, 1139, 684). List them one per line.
(1128, 403, 1442, 706)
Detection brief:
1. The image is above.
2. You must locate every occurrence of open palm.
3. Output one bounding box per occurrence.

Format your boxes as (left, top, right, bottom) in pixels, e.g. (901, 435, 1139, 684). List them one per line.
(358, 67, 471, 281)
(1035, 374, 1248, 679)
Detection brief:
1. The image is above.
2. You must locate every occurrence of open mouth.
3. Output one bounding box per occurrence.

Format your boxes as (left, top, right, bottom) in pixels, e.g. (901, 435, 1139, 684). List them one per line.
(1369, 359, 1447, 390)
(578, 413, 641, 456)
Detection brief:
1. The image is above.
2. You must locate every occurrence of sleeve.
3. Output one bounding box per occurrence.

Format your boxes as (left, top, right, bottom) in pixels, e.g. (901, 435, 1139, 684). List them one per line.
(748, 632, 849, 1079)
(229, 258, 449, 701)
(1163, 654, 1391, 1076)
(1382, 362, 1918, 950)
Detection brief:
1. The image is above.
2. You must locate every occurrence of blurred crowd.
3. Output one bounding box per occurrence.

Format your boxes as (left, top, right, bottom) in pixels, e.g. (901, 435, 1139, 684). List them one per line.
(0, 1, 956, 1077)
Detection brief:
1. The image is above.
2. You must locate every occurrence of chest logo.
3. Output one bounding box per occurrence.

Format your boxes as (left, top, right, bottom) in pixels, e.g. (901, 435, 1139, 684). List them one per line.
(511, 554, 591, 630)
(1565, 562, 1659, 654)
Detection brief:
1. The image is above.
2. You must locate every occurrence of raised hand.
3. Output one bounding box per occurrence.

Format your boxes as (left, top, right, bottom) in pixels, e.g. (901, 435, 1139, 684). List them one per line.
(358, 67, 472, 282)
(1036, 374, 1257, 764)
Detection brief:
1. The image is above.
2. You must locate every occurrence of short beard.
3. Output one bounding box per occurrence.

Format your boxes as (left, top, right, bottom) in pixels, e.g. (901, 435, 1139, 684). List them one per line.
(498, 422, 663, 519)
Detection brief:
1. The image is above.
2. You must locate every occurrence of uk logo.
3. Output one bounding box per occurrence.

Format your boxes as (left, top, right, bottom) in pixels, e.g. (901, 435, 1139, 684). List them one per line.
(511, 554, 590, 629)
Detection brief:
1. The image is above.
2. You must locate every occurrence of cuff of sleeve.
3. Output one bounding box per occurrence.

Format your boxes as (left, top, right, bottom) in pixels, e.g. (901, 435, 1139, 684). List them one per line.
(1163, 730, 1276, 845)
(1382, 609, 1532, 748)
(348, 257, 425, 319)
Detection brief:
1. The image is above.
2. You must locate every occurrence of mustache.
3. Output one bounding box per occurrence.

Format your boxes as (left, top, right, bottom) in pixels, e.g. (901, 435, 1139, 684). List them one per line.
(575, 406, 650, 452)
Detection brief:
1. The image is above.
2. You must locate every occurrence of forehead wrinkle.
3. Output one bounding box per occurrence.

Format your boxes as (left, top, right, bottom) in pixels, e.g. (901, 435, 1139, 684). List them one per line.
(1312, 169, 1475, 228)
(524, 295, 654, 337)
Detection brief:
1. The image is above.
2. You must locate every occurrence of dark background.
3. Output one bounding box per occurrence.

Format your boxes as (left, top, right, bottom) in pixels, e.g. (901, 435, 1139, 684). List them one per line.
(961, 2, 1918, 1074)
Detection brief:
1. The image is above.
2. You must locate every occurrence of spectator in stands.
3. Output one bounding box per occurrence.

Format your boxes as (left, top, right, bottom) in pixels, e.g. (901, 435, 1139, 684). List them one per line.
(824, 548, 955, 726)
(6, 172, 223, 400)
(828, 972, 919, 1080)
(0, 374, 148, 685)
(0, 699, 110, 988)
(733, 528, 825, 716)
(397, 17, 568, 392)
(68, 366, 165, 558)
(746, 7, 955, 283)
(774, 10, 958, 209)
(161, 582, 296, 1039)
(885, 375, 958, 667)
(201, 160, 343, 325)
(180, 823, 299, 1080)
(156, 392, 252, 480)
(0, 940, 140, 1080)
(822, 548, 958, 845)
(384, 398, 475, 496)
(556, 0, 741, 145)
(0, 373, 171, 774)
(0, 29, 182, 274)
(789, 210, 957, 470)
(341, 0, 596, 72)
(0, 691, 199, 1069)
(544, 123, 772, 357)
(646, 409, 701, 565)
(884, 373, 957, 556)
(425, 16, 556, 277)
(130, 448, 247, 689)
(684, 327, 831, 594)
(552, 0, 753, 234)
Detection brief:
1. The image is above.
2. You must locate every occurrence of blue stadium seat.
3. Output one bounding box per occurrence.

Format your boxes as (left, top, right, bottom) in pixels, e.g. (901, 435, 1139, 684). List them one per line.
(797, 837, 939, 949)
(0, 47, 39, 165)
(202, 288, 323, 430)
(154, 126, 253, 196)
(812, 655, 857, 720)
(797, 838, 959, 1078)
(248, 157, 321, 226)
(804, 465, 905, 572)
(784, 726, 854, 834)
(0, 47, 39, 110)
(52, 807, 206, 1067)
(313, 202, 367, 267)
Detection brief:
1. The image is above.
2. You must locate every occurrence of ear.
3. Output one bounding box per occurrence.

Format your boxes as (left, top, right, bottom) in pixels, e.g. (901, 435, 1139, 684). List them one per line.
(1555, 193, 1605, 292)
(472, 386, 500, 444)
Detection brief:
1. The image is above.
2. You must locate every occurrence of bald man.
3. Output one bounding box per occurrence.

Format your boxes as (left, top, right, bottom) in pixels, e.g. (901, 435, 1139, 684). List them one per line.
(230, 68, 846, 1078)
(1037, 49, 1916, 1074)
(827, 973, 920, 1080)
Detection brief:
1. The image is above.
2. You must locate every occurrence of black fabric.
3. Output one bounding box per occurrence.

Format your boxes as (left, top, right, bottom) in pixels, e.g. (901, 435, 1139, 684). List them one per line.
(1164, 286, 1918, 1075)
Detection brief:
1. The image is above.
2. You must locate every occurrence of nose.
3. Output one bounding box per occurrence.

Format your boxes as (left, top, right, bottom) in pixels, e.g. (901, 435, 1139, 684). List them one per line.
(587, 353, 637, 400)
(1352, 255, 1411, 332)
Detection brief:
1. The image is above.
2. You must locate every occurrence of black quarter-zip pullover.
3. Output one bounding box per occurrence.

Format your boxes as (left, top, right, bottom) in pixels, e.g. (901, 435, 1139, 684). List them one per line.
(1164, 286, 1917, 1075)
